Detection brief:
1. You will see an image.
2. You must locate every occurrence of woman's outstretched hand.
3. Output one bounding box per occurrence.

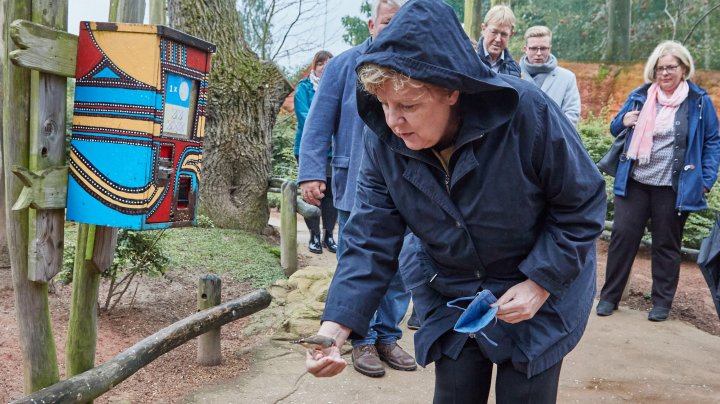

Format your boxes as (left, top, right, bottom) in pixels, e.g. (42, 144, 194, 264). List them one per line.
(305, 321, 351, 377)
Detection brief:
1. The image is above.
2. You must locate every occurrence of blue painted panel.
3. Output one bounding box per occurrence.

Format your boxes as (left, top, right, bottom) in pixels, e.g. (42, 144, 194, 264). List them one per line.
(92, 67, 121, 79)
(71, 140, 153, 188)
(66, 177, 144, 229)
(75, 86, 158, 108)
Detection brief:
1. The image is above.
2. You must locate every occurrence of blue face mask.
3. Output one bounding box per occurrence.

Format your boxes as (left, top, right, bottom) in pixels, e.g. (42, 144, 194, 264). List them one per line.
(446, 290, 499, 345)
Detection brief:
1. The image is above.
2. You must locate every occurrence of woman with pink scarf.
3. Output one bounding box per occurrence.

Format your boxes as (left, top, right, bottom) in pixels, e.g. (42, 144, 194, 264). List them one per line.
(597, 41, 720, 321)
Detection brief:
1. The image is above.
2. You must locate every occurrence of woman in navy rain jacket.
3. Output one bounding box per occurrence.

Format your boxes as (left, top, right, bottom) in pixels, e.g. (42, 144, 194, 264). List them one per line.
(597, 41, 720, 322)
(304, 1, 606, 402)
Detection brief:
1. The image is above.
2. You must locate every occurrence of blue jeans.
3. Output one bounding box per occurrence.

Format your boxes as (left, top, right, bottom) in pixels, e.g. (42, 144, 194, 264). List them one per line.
(337, 209, 411, 346)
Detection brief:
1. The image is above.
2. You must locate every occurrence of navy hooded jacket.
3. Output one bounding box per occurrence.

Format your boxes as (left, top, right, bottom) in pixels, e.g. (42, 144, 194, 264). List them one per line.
(320, 0, 606, 377)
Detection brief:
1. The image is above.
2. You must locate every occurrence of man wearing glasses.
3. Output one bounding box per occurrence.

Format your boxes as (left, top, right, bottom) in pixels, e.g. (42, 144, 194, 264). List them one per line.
(520, 25, 581, 126)
(476, 5, 521, 77)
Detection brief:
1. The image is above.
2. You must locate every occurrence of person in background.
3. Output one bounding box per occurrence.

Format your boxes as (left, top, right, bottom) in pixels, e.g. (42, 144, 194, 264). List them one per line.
(293, 50, 337, 254)
(597, 41, 720, 322)
(519, 25, 581, 126)
(476, 5, 521, 77)
(298, 0, 417, 378)
(303, 1, 606, 402)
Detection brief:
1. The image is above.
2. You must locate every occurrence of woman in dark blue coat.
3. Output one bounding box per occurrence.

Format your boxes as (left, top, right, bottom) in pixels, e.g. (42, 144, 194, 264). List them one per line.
(304, 1, 606, 402)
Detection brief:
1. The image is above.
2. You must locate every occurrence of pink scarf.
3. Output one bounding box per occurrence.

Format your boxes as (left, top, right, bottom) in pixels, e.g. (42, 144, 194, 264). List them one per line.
(626, 81, 689, 164)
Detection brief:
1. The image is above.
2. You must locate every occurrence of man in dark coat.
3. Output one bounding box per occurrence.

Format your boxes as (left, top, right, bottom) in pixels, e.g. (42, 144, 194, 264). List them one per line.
(305, 0, 606, 402)
(476, 4, 521, 77)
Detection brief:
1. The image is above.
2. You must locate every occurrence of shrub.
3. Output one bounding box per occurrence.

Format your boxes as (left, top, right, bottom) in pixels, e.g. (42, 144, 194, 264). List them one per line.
(577, 115, 719, 249)
(272, 112, 298, 180)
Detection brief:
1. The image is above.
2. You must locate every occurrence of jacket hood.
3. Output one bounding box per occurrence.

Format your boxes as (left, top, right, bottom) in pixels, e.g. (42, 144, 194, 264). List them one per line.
(355, 0, 519, 143)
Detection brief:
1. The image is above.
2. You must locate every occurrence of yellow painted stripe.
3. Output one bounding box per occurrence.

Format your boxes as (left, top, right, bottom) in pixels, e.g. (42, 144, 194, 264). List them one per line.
(69, 152, 166, 208)
(72, 116, 155, 134)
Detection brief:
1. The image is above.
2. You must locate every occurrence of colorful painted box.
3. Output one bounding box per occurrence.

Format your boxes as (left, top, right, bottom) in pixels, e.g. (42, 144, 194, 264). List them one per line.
(66, 22, 215, 230)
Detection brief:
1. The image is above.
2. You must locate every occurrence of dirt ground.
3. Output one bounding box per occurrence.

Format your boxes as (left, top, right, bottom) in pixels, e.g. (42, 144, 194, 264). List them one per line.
(1, 237, 718, 403)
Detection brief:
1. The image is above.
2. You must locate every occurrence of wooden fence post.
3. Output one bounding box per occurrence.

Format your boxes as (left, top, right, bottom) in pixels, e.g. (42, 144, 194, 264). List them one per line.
(280, 181, 298, 276)
(3, 0, 63, 392)
(197, 274, 222, 366)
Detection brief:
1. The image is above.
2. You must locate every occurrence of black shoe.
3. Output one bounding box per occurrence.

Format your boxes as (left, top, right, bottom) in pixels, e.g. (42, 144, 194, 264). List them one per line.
(648, 306, 670, 322)
(308, 231, 322, 254)
(407, 308, 420, 330)
(596, 300, 617, 316)
(323, 231, 338, 253)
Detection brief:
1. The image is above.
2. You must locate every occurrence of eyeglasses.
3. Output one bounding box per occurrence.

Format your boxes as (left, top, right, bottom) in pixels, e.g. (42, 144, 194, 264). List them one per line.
(655, 64, 680, 74)
(527, 46, 551, 53)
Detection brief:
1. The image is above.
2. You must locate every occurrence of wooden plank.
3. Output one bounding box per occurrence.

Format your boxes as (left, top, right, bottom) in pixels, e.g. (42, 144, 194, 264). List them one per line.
(24, 0, 68, 284)
(280, 181, 298, 276)
(92, 226, 119, 272)
(8, 19, 77, 77)
(116, 0, 145, 23)
(11, 290, 273, 404)
(2, 0, 60, 393)
(10, 166, 67, 210)
(196, 274, 222, 366)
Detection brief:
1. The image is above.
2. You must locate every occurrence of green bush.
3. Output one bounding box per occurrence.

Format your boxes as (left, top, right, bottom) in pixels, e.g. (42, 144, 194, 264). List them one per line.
(272, 112, 298, 180)
(577, 116, 719, 249)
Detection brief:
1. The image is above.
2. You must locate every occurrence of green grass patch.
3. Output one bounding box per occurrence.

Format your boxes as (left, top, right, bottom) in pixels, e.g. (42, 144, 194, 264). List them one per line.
(62, 223, 284, 288)
(157, 227, 284, 288)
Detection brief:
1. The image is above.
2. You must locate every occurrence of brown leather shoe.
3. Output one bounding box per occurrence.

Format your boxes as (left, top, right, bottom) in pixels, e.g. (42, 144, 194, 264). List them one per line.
(352, 345, 385, 377)
(376, 342, 417, 371)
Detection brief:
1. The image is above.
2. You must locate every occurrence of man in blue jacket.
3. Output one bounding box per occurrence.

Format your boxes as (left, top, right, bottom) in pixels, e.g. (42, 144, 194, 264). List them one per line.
(304, 0, 606, 401)
(298, 0, 416, 378)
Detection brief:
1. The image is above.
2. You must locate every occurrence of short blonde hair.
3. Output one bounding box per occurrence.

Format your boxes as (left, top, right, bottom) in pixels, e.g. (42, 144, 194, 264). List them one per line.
(357, 63, 420, 95)
(642, 40, 695, 83)
(524, 25, 552, 43)
(483, 5, 516, 31)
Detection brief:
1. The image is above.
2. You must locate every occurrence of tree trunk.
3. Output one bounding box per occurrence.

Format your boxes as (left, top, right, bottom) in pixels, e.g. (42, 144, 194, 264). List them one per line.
(167, 0, 292, 233)
(463, 0, 482, 42)
(603, 0, 630, 63)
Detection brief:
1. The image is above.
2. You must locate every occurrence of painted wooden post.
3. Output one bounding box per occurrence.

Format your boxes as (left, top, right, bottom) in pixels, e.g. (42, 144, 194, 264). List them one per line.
(464, 0, 483, 42)
(2, 0, 61, 392)
(65, 0, 146, 380)
(197, 274, 222, 366)
(280, 180, 298, 276)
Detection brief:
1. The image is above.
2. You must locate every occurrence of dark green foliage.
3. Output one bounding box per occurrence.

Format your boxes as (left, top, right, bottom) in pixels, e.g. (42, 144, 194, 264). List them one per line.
(577, 116, 720, 249)
(507, 0, 720, 69)
(272, 113, 298, 179)
(342, 1, 371, 46)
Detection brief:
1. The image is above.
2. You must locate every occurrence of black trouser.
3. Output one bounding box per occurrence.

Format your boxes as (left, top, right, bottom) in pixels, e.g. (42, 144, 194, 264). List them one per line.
(601, 179, 688, 309)
(434, 339, 562, 403)
(304, 176, 338, 235)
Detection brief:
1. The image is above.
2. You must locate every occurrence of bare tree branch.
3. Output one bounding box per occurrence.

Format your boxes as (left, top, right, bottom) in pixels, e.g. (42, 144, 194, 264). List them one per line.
(682, 2, 720, 44)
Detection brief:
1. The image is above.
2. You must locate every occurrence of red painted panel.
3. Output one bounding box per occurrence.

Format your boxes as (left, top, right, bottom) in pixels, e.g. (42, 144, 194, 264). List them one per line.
(186, 47, 208, 72)
(75, 25, 105, 79)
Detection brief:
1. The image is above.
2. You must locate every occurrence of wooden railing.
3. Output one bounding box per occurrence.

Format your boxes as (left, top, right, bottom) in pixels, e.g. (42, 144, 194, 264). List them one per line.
(11, 289, 272, 404)
(268, 178, 320, 276)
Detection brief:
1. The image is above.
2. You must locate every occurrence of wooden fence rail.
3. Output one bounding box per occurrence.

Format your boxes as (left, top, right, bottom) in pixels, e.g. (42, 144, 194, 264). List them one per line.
(10, 289, 272, 404)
